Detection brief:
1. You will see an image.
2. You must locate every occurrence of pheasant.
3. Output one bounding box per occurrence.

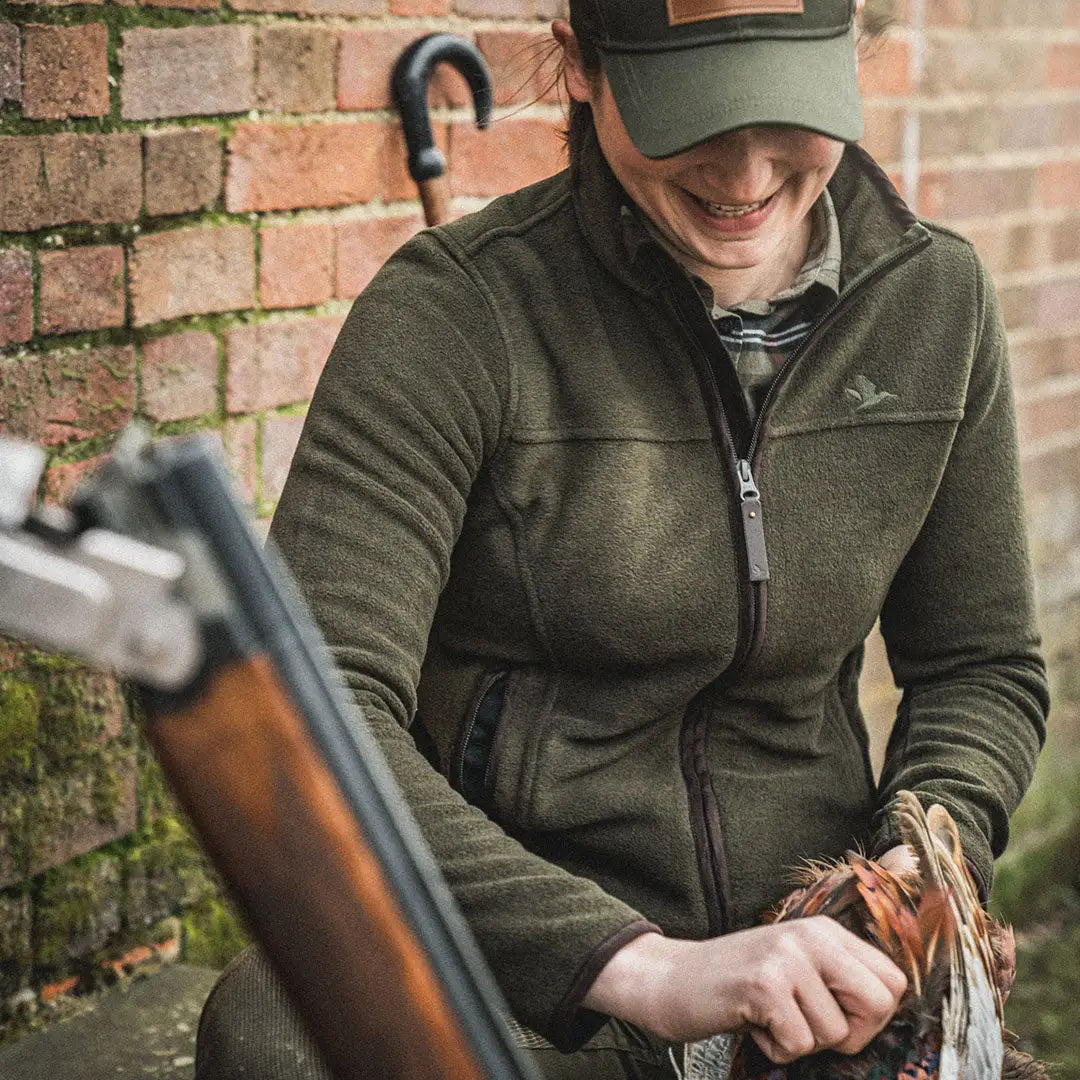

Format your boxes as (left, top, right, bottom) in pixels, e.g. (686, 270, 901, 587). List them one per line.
(681, 791, 1046, 1080)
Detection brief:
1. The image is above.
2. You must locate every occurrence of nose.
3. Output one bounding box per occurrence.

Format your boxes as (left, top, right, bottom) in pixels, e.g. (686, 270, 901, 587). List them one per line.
(692, 127, 777, 200)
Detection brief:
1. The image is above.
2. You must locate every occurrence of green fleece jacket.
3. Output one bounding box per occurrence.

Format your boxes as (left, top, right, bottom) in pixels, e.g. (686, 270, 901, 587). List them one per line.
(268, 133, 1049, 1054)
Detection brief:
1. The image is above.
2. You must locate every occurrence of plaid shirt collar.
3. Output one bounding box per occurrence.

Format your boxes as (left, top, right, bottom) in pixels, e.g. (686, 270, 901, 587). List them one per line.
(620, 189, 842, 314)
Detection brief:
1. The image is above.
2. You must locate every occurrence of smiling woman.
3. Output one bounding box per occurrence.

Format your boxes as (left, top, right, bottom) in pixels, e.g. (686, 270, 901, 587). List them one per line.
(195, 1, 1048, 1078)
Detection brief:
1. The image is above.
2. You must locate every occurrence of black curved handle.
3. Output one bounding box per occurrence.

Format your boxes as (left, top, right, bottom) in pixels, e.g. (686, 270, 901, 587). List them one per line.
(391, 34, 493, 183)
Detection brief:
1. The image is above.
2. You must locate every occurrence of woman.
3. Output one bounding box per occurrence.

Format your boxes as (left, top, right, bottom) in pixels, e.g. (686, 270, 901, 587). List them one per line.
(197, 2, 1049, 1077)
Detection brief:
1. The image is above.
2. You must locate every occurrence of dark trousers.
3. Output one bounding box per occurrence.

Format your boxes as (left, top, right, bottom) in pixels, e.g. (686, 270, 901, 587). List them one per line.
(195, 945, 678, 1080)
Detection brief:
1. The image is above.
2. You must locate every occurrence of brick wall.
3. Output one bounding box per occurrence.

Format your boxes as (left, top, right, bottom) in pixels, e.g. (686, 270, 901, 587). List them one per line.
(0, 0, 1077, 1023)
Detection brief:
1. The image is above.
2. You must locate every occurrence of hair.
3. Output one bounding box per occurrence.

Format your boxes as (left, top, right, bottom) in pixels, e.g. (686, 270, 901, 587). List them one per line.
(555, 0, 900, 178)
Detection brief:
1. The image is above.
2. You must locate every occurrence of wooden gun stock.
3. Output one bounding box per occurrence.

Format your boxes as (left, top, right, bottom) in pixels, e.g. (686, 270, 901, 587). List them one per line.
(147, 653, 483, 1080)
(65, 434, 539, 1080)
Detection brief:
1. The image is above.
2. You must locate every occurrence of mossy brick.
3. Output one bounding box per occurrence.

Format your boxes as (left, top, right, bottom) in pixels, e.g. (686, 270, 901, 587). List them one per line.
(334, 215, 421, 299)
(130, 225, 254, 327)
(0, 344, 135, 446)
(38, 245, 126, 336)
(21, 750, 137, 879)
(0, 677, 40, 781)
(120, 25, 254, 121)
(181, 893, 247, 969)
(33, 853, 122, 973)
(26, 658, 125, 767)
(0, 23, 19, 105)
(255, 24, 337, 114)
(337, 26, 469, 112)
(0, 788, 29, 888)
(258, 222, 334, 310)
(0, 249, 33, 348)
(21, 23, 109, 121)
(141, 331, 219, 422)
(225, 122, 380, 213)
(0, 133, 142, 233)
(0, 890, 32, 997)
(224, 316, 342, 413)
(122, 817, 217, 932)
(143, 127, 222, 217)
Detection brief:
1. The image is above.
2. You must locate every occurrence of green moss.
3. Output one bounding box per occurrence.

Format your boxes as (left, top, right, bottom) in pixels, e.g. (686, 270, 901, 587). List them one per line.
(0, 678, 40, 778)
(181, 893, 247, 970)
(33, 852, 122, 973)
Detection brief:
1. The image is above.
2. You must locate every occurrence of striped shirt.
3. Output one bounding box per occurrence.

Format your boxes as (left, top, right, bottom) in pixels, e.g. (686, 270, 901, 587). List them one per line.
(624, 191, 843, 425)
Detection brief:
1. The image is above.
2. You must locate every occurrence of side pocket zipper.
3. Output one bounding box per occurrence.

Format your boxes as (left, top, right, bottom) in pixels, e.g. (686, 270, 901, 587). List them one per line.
(453, 671, 508, 807)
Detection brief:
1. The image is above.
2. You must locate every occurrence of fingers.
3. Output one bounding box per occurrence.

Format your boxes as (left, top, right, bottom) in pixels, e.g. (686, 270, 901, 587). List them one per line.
(745, 918, 906, 1062)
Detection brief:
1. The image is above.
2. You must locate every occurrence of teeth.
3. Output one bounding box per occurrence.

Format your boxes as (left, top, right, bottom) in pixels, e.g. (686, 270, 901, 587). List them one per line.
(697, 195, 769, 217)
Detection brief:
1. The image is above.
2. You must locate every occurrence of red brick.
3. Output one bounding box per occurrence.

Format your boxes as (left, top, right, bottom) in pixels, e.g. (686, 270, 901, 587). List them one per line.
(921, 38, 1047, 97)
(225, 317, 342, 413)
(141, 332, 219, 422)
(0, 345, 135, 446)
(261, 413, 306, 502)
(963, 221, 1053, 277)
(256, 24, 337, 113)
(22, 23, 109, 120)
(338, 27, 469, 112)
(0, 133, 142, 232)
(41, 454, 107, 506)
(381, 121, 450, 203)
(141, 0, 219, 9)
(856, 35, 911, 98)
(259, 223, 334, 309)
(449, 116, 563, 197)
(454, 0, 532, 15)
(0, 249, 33, 347)
(859, 105, 904, 167)
(39, 246, 126, 335)
(0, 23, 20, 104)
(144, 128, 222, 216)
(1010, 332, 1080, 390)
(120, 26, 254, 121)
(1018, 382, 1080, 446)
(1035, 275, 1080, 331)
(918, 165, 1037, 222)
(924, 0, 971, 26)
(226, 123, 380, 212)
(1049, 43, 1080, 89)
(391, 0, 448, 11)
(476, 29, 561, 108)
(335, 215, 422, 298)
(1040, 160, 1080, 211)
(231, 0, 382, 14)
(130, 226, 255, 327)
(222, 417, 257, 504)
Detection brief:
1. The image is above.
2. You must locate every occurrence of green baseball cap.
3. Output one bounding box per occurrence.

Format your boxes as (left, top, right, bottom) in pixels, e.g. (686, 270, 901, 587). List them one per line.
(569, 0, 864, 159)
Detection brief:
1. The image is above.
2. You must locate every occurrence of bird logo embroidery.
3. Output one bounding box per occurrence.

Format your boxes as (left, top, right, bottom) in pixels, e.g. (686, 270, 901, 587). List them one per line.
(845, 375, 899, 413)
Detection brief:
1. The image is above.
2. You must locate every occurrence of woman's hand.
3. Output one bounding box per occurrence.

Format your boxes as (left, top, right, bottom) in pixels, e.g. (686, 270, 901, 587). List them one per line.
(583, 919, 907, 1063)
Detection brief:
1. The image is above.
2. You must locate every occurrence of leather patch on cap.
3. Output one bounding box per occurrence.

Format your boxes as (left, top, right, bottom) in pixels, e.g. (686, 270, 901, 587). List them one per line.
(668, 0, 805, 25)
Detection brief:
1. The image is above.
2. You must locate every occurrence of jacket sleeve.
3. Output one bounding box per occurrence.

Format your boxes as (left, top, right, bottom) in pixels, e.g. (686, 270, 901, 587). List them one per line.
(267, 229, 656, 1051)
(872, 248, 1050, 898)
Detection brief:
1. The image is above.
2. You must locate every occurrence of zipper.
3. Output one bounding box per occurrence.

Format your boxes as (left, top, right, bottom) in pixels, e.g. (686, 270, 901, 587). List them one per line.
(658, 225, 932, 936)
(453, 670, 506, 794)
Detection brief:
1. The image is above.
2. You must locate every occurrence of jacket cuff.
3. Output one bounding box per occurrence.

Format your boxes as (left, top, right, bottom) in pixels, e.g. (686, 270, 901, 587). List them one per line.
(868, 821, 991, 905)
(546, 918, 661, 1053)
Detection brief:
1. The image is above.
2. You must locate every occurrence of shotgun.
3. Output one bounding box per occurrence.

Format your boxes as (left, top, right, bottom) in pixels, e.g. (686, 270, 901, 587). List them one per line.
(0, 429, 540, 1080)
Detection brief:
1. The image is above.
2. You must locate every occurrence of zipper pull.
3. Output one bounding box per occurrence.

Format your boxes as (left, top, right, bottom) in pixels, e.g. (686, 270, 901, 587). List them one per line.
(737, 459, 770, 583)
